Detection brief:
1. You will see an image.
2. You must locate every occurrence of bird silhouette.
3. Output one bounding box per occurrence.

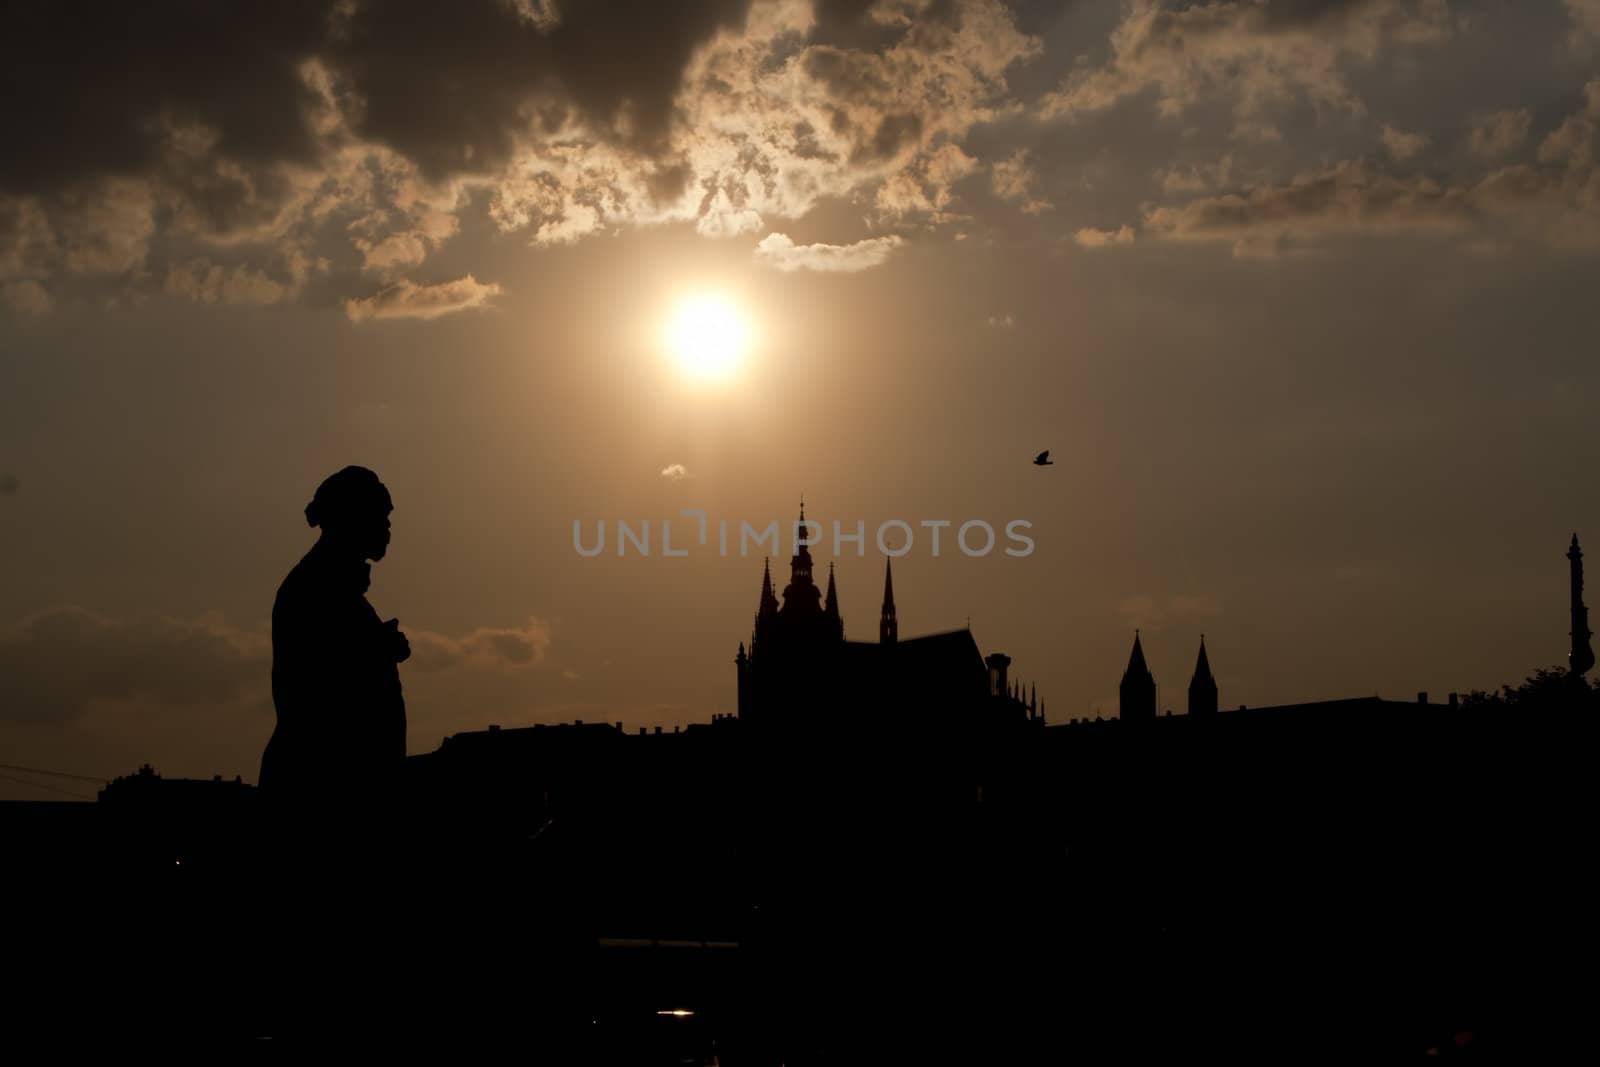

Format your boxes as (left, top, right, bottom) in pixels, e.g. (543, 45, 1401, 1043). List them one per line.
(1033, 450, 1053, 466)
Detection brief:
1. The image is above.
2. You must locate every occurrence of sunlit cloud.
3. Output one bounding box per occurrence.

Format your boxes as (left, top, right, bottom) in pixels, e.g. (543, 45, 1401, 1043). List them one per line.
(163, 259, 290, 306)
(991, 149, 1052, 215)
(408, 618, 553, 673)
(1075, 225, 1135, 249)
(344, 275, 504, 322)
(1380, 124, 1430, 162)
(753, 232, 904, 273)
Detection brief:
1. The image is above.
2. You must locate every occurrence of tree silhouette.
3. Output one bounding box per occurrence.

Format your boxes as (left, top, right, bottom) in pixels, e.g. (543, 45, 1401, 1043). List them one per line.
(1460, 666, 1598, 712)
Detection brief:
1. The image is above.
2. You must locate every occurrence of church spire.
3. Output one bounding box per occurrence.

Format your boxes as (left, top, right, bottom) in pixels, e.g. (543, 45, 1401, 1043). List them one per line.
(788, 496, 815, 588)
(879, 558, 898, 645)
(1120, 630, 1155, 722)
(823, 561, 844, 639)
(1570, 534, 1595, 676)
(1188, 634, 1218, 716)
(758, 557, 779, 618)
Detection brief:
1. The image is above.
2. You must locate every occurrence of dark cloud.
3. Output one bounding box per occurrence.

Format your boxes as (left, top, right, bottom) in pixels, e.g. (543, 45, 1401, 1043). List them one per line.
(0, 606, 555, 724)
(298, 0, 753, 180)
(1255, 0, 1385, 30)
(1038, 0, 1454, 131)
(0, 473, 18, 495)
(0, 1, 753, 195)
(0, 607, 268, 723)
(1142, 150, 1600, 255)
(0, 1, 331, 195)
(0, 1, 1047, 308)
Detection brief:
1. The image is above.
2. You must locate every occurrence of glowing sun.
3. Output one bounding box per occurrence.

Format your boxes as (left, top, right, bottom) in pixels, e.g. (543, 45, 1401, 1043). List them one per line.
(665, 292, 752, 382)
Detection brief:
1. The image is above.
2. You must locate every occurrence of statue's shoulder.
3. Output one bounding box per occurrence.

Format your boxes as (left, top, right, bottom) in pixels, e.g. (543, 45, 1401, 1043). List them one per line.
(273, 549, 326, 620)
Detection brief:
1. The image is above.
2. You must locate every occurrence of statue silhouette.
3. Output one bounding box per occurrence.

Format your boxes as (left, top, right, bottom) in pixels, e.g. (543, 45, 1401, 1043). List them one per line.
(260, 466, 409, 806)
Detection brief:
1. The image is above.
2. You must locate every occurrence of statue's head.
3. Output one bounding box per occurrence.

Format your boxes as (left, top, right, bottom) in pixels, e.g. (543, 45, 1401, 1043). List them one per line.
(305, 466, 392, 562)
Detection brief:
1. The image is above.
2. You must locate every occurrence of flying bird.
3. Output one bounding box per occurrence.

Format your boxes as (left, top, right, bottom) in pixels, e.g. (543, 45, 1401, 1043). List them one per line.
(1033, 451, 1053, 466)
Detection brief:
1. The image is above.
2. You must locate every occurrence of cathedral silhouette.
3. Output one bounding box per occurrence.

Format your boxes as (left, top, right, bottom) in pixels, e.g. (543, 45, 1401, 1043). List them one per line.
(734, 503, 1041, 734)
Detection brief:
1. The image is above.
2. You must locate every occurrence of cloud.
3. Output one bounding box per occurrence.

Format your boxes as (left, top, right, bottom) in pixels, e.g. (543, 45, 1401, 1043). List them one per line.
(0, 607, 269, 724)
(0, 280, 51, 315)
(1141, 145, 1600, 255)
(875, 144, 980, 223)
(0, 0, 1046, 313)
(1158, 155, 1239, 195)
(753, 231, 905, 272)
(163, 259, 290, 306)
(661, 463, 692, 481)
(991, 148, 1052, 214)
(0, 473, 18, 495)
(1538, 79, 1600, 168)
(987, 313, 1014, 329)
(343, 274, 504, 321)
(0, 605, 558, 725)
(1568, 1, 1600, 44)
(1075, 225, 1136, 248)
(1117, 593, 1221, 633)
(407, 618, 553, 673)
(1040, 0, 1454, 138)
(1380, 124, 1429, 162)
(1469, 109, 1532, 158)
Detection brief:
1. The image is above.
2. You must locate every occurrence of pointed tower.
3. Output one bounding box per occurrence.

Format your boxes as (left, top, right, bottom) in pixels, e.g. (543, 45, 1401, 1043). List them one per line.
(779, 499, 823, 619)
(823, 561, 844, 640)
(735, 641, 749, 717)
(1120, 631, 1156, 722)
(1570, 534, 1595, 677)
(759, 557, 780, 618)
(751, 557, 781, 658)
(879, 557, 898, 645)
(1188, 635, 1218, 716)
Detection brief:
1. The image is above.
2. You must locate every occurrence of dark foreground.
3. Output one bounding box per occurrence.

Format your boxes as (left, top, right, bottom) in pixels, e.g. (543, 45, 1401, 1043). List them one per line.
(9, 702, 1595, 1061)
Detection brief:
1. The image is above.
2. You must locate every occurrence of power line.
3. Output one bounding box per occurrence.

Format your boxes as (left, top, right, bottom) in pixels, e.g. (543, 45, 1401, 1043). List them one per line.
(0, 763, 110, 784)
(0, 772, 96, 801)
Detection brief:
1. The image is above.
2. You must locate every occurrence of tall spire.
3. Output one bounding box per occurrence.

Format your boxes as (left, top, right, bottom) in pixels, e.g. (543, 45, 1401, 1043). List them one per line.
(788, 495, 815, 590)
(1188, 634, 1218, 716)
(823, 561, 843, 639)
(1570, 534, 1595, 676)
(758, 557, 779, 618)
(879, 557, 898, 645)
(1120, 631, 1156, 722)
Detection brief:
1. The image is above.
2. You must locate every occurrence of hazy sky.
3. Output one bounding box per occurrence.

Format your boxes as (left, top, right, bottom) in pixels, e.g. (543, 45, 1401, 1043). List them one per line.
(3, 0, 1599, 797)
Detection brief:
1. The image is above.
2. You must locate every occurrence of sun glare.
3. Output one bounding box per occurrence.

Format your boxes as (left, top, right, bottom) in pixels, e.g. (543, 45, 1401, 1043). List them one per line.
(665, 293, 752, 382)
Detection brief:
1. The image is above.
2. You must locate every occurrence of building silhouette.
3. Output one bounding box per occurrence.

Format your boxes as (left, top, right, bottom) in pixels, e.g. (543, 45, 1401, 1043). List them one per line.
(1571, 533, 1594, 677)
(734, 502, 1041, 733)
(1119, 631, 1156, 721)
(1188, 635, 1218, 716)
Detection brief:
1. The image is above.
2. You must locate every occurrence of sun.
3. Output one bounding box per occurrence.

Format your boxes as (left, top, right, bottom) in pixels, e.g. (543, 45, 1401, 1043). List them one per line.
(664, 292, 752, 383)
